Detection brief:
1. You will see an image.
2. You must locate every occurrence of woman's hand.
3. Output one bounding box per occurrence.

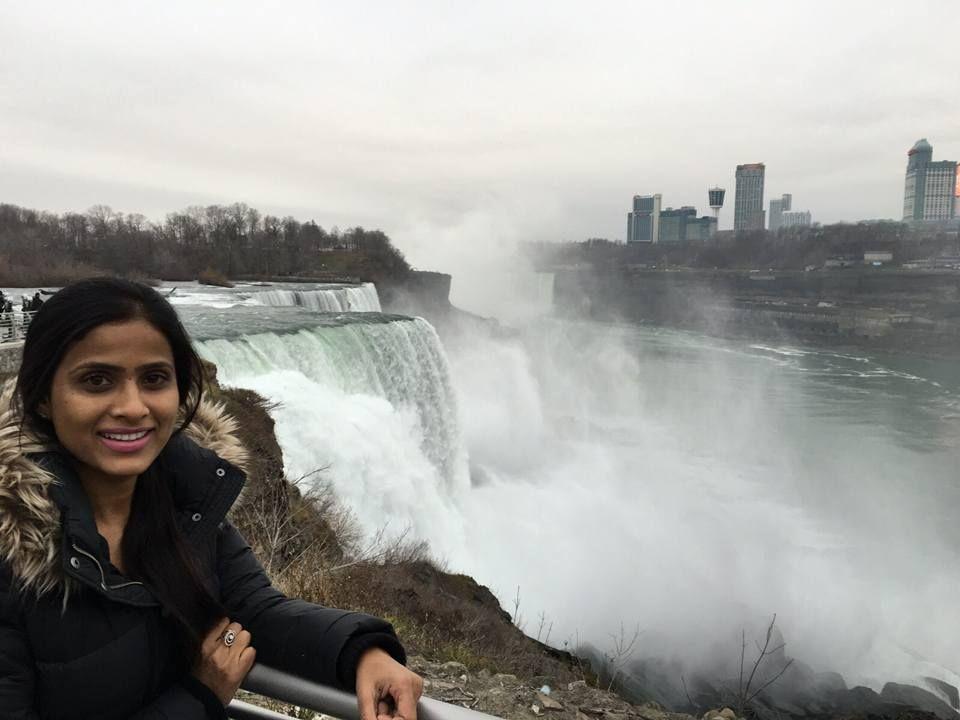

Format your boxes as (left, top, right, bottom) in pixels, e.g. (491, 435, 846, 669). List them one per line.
(356, 647, 424, 720)
(192, 617, 257, 706)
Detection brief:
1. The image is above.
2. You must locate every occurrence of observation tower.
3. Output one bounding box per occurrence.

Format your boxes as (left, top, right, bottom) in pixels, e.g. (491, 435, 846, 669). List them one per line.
(708, 187, 726, 222)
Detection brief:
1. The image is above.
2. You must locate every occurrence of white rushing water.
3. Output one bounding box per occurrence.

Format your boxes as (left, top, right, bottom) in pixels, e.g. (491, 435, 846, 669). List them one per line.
(160, 281, 382, 312)
(196, 316, 469, 554)
(181, 282, 960, 696)
(253, 283, 382, 312)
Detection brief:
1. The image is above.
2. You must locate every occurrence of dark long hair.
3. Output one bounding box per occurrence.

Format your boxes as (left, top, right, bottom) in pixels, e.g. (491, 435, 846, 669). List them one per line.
(13, 278, 224, 661)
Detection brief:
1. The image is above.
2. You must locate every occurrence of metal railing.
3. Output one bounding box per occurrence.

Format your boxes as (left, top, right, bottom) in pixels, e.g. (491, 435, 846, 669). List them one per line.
(0, 309, 37, 344)
(229, 665, 501, 720)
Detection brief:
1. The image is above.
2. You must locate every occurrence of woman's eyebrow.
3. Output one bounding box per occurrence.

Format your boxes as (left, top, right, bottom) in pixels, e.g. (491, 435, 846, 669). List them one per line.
(68, 361, 175, 374)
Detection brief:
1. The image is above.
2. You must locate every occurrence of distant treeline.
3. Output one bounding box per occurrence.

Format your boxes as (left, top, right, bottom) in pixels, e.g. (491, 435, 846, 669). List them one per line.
(527, 221, 959, 271)
(0, 202, 410, 286)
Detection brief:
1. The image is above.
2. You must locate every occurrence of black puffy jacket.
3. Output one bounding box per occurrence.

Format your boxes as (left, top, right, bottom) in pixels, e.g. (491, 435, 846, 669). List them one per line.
(0, 396, 404, 719)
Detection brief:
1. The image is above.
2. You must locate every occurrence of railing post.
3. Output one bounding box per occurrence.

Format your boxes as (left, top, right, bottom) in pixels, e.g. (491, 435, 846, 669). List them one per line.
(236, 665, 503, 720)
(0, 309, 36, 344)
(240, 665, 360, 720)
(227, 699, 296, 720)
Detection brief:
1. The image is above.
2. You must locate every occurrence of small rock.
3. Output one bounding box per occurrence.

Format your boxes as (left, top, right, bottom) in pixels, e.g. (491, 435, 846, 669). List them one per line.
(813, 671, 847, 694)
(477, 669, 491, 680)
(719, 709, 736, 720)
(568, 681, 588, 691)
(537, 692, 564, 711)
(532, 704, 542, 716)
(423, 679, 458, 693)
(494, 673, 519, 686)
(440, 661, 468, 676)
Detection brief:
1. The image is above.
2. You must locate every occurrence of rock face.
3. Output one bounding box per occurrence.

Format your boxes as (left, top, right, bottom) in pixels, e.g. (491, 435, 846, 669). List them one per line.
(924, 678, 960, 711)
(882, 683, 960, 720)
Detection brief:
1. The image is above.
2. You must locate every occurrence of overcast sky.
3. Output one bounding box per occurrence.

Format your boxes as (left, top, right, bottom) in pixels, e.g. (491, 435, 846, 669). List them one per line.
(1, 1, 958, 273)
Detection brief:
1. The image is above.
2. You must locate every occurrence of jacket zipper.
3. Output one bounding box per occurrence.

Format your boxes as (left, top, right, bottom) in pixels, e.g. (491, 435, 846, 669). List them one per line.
(70, 541, 145, 591)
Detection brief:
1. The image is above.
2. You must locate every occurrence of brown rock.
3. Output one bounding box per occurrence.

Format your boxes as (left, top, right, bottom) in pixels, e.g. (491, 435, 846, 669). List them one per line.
(536, 692, 564, 711)
(440, 661, 468, 677)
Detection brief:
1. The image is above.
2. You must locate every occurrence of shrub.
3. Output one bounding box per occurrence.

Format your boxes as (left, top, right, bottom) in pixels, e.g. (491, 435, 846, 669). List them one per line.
(198, 268, 234, 287)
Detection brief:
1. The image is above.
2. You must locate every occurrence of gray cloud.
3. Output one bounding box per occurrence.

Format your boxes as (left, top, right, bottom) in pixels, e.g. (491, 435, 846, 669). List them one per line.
(2, 0, 958, 275)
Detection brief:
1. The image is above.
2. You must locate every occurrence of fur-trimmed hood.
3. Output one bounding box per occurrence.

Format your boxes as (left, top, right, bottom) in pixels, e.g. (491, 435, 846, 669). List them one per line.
(0, 380, 249, 598)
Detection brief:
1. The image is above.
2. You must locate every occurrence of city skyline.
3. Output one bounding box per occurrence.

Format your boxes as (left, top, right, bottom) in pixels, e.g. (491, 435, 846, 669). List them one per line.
(1, 1, 958, 276)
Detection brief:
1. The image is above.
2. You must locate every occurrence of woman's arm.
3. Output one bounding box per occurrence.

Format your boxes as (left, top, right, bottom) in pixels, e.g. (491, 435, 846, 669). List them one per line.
(214, 521, 406, 689)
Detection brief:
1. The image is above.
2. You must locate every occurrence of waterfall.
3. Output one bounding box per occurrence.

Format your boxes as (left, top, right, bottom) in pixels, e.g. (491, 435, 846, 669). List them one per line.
(195, 316, 469, 551)
(253, 283, 382, 312)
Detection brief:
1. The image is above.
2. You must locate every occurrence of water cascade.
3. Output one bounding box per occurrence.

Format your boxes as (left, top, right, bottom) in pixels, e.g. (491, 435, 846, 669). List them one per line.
(253, 283, 382, 312)
(195, 316, 469, 550)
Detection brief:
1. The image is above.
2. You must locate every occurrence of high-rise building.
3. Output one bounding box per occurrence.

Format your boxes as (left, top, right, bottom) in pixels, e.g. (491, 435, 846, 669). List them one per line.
(903, 138, 958, 222)
(657, 206, 717, 242)
(768, 193, 792, 232)
(781, 210, 812, 228)
(734, 163, 766, 231)
(627, 194, 662, 243)
(658, 207, 698, 243)
(686, 215, 718, 242)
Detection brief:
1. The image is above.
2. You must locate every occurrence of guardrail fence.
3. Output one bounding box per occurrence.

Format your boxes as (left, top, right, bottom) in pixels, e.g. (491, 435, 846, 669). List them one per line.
(229, 665, 502, 720)
(0, 309, 36, 344)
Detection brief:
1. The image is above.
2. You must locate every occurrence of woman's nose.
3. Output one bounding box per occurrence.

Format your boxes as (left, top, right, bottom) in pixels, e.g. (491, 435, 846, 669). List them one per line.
(110, 379, 149, 418)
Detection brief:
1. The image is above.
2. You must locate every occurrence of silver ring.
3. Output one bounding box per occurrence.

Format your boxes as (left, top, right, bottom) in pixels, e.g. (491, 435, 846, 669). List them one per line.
(223, 630, 237, 647)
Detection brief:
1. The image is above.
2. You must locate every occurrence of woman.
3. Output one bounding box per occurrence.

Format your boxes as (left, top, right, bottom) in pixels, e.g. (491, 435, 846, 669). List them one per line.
(0, 278, 423, 719)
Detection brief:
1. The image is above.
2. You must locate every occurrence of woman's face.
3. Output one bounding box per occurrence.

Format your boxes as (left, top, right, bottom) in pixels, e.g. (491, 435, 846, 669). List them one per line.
(44, 318, 181, 486)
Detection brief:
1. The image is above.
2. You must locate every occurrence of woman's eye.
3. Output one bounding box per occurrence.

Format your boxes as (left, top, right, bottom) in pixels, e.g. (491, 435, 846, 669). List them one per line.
(143, 372, 172, 387)
(81, 373, 111, 389)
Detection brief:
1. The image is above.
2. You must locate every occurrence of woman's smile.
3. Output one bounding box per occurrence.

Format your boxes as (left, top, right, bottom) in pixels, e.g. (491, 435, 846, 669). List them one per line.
(97, 427, 156, 453)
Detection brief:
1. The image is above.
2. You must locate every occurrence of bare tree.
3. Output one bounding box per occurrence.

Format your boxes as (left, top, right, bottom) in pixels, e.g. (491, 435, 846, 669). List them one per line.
(735, 614, 794, 717)
(603, 622, 642, 692)
(536, 611, 553, 645)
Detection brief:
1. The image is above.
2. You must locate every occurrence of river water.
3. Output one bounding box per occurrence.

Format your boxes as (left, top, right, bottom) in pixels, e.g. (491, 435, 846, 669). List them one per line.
(13, 281, 956, 691)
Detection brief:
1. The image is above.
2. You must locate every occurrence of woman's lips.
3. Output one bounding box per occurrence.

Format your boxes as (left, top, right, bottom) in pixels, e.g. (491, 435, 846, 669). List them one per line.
(97, 428, 154, 453)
